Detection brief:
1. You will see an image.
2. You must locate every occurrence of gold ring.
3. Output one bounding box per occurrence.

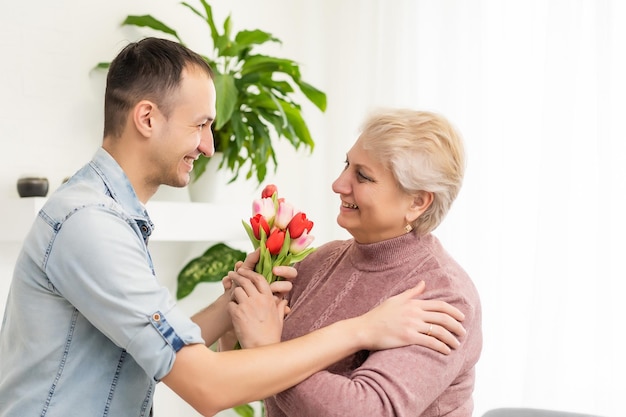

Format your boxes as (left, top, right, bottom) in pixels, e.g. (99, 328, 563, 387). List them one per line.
(427, 324, 433, 337)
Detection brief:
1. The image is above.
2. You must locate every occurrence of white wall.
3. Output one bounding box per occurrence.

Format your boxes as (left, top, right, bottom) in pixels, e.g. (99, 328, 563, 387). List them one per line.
(2, 1, 625, 417)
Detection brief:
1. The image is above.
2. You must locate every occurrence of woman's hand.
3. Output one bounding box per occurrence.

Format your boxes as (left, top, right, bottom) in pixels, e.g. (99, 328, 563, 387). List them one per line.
(356, 281, 466, 354)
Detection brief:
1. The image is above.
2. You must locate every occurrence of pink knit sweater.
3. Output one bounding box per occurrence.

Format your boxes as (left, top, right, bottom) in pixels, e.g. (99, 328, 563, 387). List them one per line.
(264, 232, 482, 417)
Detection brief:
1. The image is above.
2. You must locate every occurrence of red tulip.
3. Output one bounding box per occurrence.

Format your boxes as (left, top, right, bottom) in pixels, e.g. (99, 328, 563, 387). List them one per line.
(287, 212, 314, 239)
(265, 229, 286, 255)
(250, 214, 270, 240)
(262, 184, 278, 199)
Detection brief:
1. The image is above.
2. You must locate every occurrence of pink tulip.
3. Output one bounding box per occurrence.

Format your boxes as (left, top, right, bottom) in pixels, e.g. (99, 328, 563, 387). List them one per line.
(289, 229, 315, 254)
(252, 197, 276, 222)
(274, 200, 296, 230)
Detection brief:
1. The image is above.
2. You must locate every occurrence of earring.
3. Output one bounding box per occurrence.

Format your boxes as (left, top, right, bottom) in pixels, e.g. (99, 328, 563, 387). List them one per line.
(404, 224, 413, 233)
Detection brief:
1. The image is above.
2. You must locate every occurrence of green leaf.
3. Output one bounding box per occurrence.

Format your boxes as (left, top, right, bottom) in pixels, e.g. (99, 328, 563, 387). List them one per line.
(122, 15, 183, 43)
(181, 1, 218, 48)
(290, 247, 316, 263)
(241, 55, 302, 79)
(214, 73, 239, 130)
(235, 29, 281, 49)
(278, 230, 291, 258)
(261, 247, 273, 282)
(295, 80, 327, 112)
(241, 220, 260, 249)
(176, 243, 246, 299)
(197, 0, 219, 43)
(232, 403, 255, 417)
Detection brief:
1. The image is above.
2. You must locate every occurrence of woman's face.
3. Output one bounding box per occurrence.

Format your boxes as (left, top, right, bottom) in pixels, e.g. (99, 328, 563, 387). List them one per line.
(332, 137, 416, 244)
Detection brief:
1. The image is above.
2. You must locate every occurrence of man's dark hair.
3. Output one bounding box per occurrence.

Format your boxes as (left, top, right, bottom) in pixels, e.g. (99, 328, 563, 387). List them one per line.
(103, 37, 213, 138)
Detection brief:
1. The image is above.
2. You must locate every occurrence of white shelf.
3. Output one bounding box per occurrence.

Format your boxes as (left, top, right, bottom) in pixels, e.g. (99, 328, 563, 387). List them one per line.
(0, 198, 249, 243)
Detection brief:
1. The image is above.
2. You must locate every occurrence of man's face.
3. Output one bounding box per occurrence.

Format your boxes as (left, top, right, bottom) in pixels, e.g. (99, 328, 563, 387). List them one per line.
(150, 65, 217, 188)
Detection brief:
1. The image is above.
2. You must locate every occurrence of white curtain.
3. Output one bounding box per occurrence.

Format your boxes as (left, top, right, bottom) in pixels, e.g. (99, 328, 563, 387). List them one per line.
(305, 1, 626, 416)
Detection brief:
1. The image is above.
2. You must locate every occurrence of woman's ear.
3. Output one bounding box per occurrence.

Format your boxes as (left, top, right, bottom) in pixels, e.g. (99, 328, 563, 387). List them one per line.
(407, 191, 434, 223)
(133, 100, 156, 138)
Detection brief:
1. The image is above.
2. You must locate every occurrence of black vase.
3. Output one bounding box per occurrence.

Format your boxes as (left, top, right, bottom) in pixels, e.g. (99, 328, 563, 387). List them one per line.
(17, 177, 49, 198)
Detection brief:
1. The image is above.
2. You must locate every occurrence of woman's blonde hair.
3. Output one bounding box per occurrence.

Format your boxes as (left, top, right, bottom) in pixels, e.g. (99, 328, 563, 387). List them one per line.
(359, 108, 466, 235)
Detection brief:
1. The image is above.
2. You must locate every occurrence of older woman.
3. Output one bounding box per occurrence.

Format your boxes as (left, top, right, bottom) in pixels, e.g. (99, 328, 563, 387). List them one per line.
(232, 109, 482, 416)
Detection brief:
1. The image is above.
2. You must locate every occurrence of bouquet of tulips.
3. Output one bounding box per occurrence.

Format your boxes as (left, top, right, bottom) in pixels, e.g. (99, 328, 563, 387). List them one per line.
(242, 184, 316, 284)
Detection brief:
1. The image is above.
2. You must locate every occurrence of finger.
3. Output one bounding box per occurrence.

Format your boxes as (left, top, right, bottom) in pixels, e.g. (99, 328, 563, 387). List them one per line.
(271, 265, 297, 281)
(239, 249, 260, 271)
(226, 270, 241, 288)
(425, 310, 466, 337)
(233, 268, 273, 296)
(276, 299, 289, 321)
(415, 333, 453, 355)
(422, 322, 461, 349)
(222, 275, 233, 290)
(419, 299, 465, 321)
(230, 286, 248, 304)
(269, 280, 293, 296)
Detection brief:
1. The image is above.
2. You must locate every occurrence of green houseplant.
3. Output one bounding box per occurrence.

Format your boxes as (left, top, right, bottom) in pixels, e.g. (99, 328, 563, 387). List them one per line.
(98, 0, 326, 186)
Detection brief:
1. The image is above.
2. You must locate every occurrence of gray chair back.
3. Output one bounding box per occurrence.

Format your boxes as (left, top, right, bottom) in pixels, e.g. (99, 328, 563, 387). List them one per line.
(482, 408, 603, 417)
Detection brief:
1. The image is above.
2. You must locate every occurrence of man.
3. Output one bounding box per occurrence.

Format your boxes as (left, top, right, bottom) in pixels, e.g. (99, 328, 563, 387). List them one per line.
(0, 38, 464, 416)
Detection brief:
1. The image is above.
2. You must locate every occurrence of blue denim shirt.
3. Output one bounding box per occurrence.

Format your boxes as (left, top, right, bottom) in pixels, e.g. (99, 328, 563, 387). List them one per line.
(0, 148, 204, 417)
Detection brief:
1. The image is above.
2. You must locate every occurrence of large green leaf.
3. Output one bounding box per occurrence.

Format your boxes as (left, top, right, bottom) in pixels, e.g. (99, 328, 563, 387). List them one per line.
(280, 101, 315, 148)
(241, 55, 302, 79)
(214, 73, 238, 129)
(235, 29, 280, 49)
(122, 15, 183, 43)
(295, 80, 327, 112)
(176, 243, 246, 299)
(258, 78, 295, 97)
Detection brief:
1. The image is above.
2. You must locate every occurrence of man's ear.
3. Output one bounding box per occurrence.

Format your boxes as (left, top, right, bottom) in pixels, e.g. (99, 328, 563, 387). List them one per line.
(133, 100, 156, 138)
(407, 191, 434, 223)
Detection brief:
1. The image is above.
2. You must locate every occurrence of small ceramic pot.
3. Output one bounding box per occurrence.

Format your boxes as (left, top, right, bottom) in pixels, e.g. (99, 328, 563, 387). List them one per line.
(17, 177, 49, 198)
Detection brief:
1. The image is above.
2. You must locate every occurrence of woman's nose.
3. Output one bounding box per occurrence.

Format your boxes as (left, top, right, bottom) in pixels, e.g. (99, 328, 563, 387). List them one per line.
(332, 170, 348, 194)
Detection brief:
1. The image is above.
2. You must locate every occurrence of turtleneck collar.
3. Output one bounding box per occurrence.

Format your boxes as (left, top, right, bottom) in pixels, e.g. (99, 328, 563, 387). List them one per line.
(347, 232, 431, 272)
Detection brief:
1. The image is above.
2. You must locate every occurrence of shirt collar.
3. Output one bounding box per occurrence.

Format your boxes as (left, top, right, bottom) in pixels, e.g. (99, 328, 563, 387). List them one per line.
(89, 147, 154, 241)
